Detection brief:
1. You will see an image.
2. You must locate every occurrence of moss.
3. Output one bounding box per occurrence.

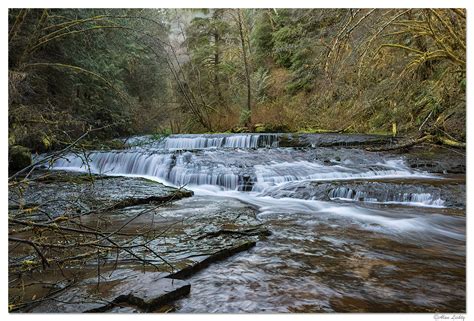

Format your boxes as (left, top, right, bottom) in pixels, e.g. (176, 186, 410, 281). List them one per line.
(254, 123, 266, 133)
(297, 128, 340, 134)
(367, 130, 393, 136)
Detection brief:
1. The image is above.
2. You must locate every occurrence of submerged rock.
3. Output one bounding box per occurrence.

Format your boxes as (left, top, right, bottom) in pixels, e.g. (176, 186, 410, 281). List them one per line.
(167, 241, 257, 279)
(29, 269, 190, 313)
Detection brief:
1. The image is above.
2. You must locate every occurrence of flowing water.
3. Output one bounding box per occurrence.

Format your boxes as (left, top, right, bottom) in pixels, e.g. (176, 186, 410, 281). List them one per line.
(49, 133, 466, 312)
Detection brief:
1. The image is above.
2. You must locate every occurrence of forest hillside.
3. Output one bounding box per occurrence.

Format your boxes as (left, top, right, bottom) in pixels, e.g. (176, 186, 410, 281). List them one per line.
(8, 9, 466, 152)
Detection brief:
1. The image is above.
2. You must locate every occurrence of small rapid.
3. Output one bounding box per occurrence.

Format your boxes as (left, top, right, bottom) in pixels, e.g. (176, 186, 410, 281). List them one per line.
(48, 134, 464, 238)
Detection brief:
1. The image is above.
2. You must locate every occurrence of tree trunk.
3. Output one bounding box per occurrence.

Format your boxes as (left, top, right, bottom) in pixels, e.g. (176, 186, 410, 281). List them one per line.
(237, 9, 251, 127)
(212, 9, 225, 109)
(213, 29, 225, 107)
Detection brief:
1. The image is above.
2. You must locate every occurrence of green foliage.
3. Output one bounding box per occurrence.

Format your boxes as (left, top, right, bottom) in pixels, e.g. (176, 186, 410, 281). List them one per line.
(252, 10, 274, 65)
(460, 78, 466, 91)
(8, 8, 171, 150)
(8, 9, 466, 142)
(272, 25, 302, 68)
(239, 109, 251, 126)
(151, 128, 172, 140)
(251, 67, 270, 103)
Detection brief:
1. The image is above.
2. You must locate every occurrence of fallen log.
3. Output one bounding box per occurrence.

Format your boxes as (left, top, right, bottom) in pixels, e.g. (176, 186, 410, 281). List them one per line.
(365, 135, 434, 152)
(366, 135, 465, 152)
(438, 136, 466, 148)
(196, 227, 271, 240)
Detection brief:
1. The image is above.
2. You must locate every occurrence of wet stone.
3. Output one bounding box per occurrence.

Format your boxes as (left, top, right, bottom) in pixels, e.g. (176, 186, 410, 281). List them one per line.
(8, 170, 193, 218)
(261, 178, 466, 209)
(299, 133, 393, 148)
(399, 145, 465, 174)
(29, 269, 189, 313)
(11, 192, 263, 313)
(110, 277, 190, 312)
(10, 133, 465, 313)
(167, 241, 257, 279)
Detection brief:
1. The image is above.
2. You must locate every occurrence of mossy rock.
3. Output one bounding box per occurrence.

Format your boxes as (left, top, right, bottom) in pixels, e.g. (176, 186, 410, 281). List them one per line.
(9, 145, 31, 175)
(254, 123, 290, 133)
(254, 123, 266, 133)
(231, 127, 250, 133)
(103, 139, 126, 150)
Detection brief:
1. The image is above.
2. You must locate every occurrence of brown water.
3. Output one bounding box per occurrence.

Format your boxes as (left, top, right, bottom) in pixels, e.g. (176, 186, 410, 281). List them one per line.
(175, 196, 465, 312)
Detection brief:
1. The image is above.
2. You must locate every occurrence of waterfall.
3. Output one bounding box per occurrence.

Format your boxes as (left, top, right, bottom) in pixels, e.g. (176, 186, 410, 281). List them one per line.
(128, 134, 279, 150)
(49, 133, 446, 207)
(52, 149, 432, 194)
(53, 151, 246, 190)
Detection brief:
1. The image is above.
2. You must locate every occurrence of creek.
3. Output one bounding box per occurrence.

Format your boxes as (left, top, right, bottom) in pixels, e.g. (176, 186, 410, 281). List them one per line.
(49, 133, 465, 312)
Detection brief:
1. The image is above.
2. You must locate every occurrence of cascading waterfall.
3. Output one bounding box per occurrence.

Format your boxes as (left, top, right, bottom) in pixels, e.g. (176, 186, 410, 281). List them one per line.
(128, 134, 279, 150)
(50, 133, 448, 207)
(53, 151, 244, 190)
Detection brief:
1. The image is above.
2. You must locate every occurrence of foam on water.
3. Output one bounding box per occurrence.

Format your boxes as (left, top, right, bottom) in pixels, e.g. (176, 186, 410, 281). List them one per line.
(47, 133, 461, 239)
(251, 159, 431, 192)
(36, 133, 466, 312)
(191, 187, 464, 241)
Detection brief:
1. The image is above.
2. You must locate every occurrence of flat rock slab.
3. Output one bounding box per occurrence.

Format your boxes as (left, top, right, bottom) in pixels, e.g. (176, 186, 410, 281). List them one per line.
(167, 240, 257, 279)
(10, 186, 262, 313)
(93, 277, 190, 312)
(27, 240, 256, 313)
(8, 170, 193, 218)
(29, 269, 189, 313)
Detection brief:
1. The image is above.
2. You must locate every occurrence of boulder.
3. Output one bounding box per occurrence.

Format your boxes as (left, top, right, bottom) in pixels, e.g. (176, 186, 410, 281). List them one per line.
(9, 145, 31, 175)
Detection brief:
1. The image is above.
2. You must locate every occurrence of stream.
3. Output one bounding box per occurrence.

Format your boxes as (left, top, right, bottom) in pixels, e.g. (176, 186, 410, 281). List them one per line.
(49, 133, 465, 312)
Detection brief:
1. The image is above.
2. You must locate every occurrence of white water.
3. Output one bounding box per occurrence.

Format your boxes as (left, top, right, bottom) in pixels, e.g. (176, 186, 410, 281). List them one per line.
(48, 134, 464, 241)
(127, 134, 279, 150)
(30, 133, 466, 313)
(189, 187, 463, 242)
(52, 147, 438, 192)
(328, 187, 445, 207)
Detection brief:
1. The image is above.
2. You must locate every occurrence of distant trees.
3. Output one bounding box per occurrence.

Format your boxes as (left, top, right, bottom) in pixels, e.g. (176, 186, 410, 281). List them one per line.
(174, 9, 257, 131)
(8, 9, 466, 143)
(235, 9, 252, 127)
